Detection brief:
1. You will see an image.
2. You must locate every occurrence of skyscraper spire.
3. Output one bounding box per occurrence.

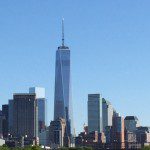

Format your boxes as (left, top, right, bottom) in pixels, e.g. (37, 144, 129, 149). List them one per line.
(62, 18, 64, 46)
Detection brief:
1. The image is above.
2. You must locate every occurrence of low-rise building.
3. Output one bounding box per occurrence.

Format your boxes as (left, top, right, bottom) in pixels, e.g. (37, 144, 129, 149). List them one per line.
(136, 126, 150, 146)
(75, 129, 105, 149)
(39, 128, 50, 146)
(49, 118, 68, 148)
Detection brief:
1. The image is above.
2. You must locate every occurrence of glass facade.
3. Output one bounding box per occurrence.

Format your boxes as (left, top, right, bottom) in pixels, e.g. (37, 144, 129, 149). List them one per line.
(29, 87, 46, 132)
(124, 116, 140, 132)
(37, 98, 45, 132)
(102, 98, 113, 131)
(29, 87, 45, 99)
(88, 94, 102, 133)
(54, 45, 74, 139)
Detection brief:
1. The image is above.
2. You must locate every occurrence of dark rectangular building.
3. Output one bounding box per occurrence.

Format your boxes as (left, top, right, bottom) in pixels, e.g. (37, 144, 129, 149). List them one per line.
(2, 104, 9, 138)
(12, 93, 38, 139)
(8, 99, 13, 135)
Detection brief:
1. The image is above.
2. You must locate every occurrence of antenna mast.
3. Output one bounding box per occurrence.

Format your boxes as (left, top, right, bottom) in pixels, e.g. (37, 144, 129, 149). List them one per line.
(62, 18, 64, 46)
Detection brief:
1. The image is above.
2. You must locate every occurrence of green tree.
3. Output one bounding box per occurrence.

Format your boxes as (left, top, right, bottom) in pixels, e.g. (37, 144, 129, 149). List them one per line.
(59, 147, 93, 150)
(31, 146, 41, 150)
(0, 145, 9, 150)
(59, 148, 69, 150)
(23, 146, 41, 150)
(82, 147, 92, 150)
(23, 146, 32, 150)
(142, 146, 150, 150)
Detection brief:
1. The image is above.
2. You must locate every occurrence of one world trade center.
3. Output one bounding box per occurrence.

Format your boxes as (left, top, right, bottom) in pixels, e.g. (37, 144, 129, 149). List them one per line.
(54, 19, 74, 144)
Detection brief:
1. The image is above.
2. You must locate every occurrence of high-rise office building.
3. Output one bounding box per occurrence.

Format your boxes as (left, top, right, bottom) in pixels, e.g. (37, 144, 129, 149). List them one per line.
(136, 126, 150, 144)
(124, 116, 140, 148)
(2, 104, 9, 138)
(88, 94, 102, 133)
(102, 98, 113, 132)
(124, 116, 140, 132)
(54, 20, 74, 141)
(12, 93, 38, 139)
(8, 99, 13, 134)
(112, 114, 125, 149)
(29, 87, 46, 133)
(0, 110, 4, 138)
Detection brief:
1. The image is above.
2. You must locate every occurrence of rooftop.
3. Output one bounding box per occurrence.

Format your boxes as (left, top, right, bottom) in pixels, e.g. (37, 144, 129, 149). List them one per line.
(102, 98, 111, 105)
(58, 45, 69, 50)
(125, 116, 139, 121)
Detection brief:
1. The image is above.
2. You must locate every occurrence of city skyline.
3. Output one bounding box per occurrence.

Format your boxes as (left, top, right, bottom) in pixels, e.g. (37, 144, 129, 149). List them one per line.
(1, 0, 150, 134)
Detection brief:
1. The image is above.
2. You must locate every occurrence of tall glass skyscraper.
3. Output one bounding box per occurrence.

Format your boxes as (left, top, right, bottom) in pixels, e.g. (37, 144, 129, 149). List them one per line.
(102, 98, 113, 132)
(54, 20, 73, 141)
(29, 87, 46, 133)
(88, 94, 103, 133)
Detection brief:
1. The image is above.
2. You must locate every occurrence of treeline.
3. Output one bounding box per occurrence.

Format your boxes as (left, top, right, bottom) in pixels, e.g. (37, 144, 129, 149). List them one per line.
(0, 145, 41, 150)
(3, 145, 150, 150)
(0, 145, 93, 150)
(59, 147, 92, 150)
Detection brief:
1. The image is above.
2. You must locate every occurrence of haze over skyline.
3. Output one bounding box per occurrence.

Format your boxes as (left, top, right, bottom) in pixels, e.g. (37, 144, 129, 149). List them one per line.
(0, 0, 150, 134)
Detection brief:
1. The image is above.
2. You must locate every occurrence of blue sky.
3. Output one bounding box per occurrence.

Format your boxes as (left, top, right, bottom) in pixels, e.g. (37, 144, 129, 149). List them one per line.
(0, 0, 150, 133)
